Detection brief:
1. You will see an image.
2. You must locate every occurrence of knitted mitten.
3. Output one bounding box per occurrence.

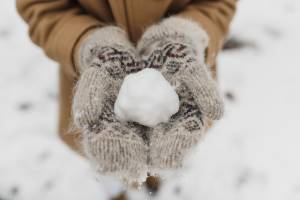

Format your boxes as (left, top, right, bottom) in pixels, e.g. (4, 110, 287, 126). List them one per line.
(138, 17, 224, 170)
(72, 27, 148, 179)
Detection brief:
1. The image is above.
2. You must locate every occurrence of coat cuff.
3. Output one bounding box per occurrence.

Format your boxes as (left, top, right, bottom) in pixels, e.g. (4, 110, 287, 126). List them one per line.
(177, 10, 223, 69)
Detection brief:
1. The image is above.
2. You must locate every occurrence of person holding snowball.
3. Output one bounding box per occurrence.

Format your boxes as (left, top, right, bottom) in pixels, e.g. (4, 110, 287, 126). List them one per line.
(17, 0, 236, 193)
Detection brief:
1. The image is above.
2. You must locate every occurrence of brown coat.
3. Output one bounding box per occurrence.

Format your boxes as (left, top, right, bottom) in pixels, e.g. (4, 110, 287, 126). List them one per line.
(16, 0, 237, 152)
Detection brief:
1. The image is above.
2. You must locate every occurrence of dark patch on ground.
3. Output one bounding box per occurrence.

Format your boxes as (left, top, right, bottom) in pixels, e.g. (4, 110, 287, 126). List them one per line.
(173, 185, 181, 195)
(223, 37, 256, 51)
(17, 102, 33, 112)
(236, 169, 268, 189)
(10, 186, 19, 197)
(224, 91, 236, 102)
(46, 91, 58, 101)
(44, 180, 55, 190)
(264, 26, 281, 38)
(36, 151, 51, 162)
(0, 28, 11, 39)
(236, 169, 252, 188)
(0, 185, 19, 200)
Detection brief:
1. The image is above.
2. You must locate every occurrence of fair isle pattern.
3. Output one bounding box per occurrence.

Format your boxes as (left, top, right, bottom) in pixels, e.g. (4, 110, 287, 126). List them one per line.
(143, 41, 204, 133)
(142, 41, 206, 170)
(138, 17, 223, 120)
(75, 43, 144, 132)
(72, 27, 149, 181)
(91, 45, 143, 80)
(86, 44, 144, 133)
(144, 40, 197, 76)
(172, 84, 204, 132)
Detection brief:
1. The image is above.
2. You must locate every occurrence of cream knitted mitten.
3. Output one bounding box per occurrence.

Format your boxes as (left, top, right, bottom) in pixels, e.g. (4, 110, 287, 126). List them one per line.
(72, 27, 148, 179)
(138, 17, 224, 170)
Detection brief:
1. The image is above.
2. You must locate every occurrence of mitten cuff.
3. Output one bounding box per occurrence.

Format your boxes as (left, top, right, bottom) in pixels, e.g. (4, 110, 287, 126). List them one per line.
(77, 26, 136, 73)
(83, 132, 148, 180)
(138, 16, 209, 63)
(150, 130, 204, 171)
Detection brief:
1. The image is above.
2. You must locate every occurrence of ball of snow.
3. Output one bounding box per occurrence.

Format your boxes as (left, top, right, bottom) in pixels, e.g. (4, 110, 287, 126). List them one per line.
(114, 68, 179, 127)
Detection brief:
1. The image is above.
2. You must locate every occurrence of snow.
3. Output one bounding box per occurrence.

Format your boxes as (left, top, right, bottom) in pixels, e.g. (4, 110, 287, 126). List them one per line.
(1, 0, 300, 199)
(114, 68, 179, 127)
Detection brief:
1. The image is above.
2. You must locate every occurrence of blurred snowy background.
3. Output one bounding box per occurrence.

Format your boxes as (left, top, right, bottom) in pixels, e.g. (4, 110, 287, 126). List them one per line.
(1, 0, 300, 199)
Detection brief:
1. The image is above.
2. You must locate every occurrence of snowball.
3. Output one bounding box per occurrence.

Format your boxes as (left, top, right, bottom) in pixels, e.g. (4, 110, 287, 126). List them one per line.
(114, 68, 179, 127)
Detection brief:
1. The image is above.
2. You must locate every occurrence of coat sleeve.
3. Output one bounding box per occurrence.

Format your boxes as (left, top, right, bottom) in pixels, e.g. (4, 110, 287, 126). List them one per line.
(16, 0, 105, 77)
(177, 0, 237, 67)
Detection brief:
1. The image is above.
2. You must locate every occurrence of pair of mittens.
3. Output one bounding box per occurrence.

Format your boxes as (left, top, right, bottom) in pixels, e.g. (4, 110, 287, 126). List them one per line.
(72, 17, 224, 182)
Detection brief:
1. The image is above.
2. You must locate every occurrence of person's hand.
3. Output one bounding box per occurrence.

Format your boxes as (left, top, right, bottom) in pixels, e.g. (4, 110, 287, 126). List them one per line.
(72, 27, 148, 180)
(138, 17, 224, 170)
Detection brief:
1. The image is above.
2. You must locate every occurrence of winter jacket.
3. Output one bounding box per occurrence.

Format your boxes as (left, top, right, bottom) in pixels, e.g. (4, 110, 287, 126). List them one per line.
(16, 0, 237, 153)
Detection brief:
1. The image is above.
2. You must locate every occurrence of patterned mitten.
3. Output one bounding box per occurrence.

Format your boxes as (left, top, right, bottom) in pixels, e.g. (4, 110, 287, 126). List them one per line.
(72, 27, 148, 179)
(137, 17, 224, 170)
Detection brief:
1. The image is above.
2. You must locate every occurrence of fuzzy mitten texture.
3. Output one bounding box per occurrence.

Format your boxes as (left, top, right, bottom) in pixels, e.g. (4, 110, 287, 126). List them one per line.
(72, 26, 148, 179)
(138, 17, 224, 170)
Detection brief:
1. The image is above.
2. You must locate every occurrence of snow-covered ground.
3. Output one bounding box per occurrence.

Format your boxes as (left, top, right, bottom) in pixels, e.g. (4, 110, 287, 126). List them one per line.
(1, 0, 300, 199)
